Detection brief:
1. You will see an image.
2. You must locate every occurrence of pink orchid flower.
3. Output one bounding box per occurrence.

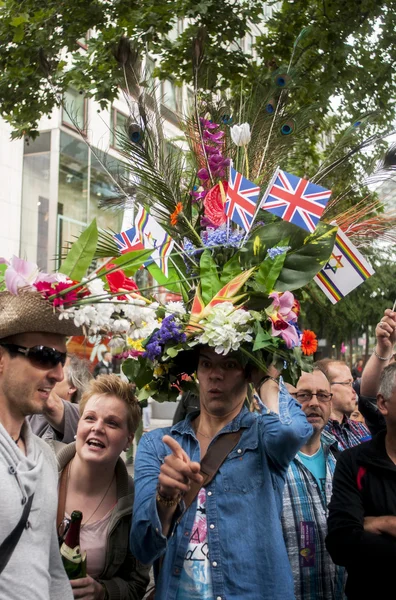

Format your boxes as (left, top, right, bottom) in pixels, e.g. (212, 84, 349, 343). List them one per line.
(2, 255, 66, 295)
(267, 291, 299, 348)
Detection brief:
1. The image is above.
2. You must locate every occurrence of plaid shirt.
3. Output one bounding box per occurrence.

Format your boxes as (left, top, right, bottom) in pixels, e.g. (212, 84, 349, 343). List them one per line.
(324, 416, 371, 451)
(281, 431, 347, 600)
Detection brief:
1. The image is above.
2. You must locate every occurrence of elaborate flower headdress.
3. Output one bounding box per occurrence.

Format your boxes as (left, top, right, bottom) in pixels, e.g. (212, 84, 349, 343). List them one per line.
(3, 47, 396, 401)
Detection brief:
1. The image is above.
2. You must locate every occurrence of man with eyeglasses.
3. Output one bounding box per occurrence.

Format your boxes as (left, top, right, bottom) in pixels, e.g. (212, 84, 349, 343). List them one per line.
(0, 290, 81, 600)
(315, 359, 371, 450)
(281, 368, 346, 599)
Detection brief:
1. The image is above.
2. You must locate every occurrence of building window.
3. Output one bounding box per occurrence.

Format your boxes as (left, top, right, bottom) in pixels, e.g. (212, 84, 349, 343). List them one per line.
(89, 150, 127, 231)
(62, 88, 87, 133)
(20, 133, 52, 270)
(161, 79, 178, 113)
(111, 109, 129, 151)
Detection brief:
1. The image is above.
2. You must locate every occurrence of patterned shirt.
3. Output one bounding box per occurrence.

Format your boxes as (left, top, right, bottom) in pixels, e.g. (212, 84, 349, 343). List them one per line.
(281, 431, 347, 600)
(176, 488, 214, 600)
(324, 416, 371, 451)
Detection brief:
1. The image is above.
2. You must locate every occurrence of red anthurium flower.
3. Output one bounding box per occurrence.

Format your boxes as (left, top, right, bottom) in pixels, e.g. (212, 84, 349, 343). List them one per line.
(203, 182, 228, 228)
(106, 265, 138, 300)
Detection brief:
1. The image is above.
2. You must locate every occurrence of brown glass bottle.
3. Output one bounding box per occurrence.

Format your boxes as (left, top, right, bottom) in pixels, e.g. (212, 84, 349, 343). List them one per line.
(60, 510, 87, 579)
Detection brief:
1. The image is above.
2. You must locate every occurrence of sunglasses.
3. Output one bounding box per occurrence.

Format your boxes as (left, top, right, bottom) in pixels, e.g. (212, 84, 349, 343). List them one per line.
(0, 343, 67, 370)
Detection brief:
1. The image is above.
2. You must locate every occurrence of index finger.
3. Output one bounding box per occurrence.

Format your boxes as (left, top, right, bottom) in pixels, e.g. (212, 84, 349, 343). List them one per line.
(163, 435, 187, 461)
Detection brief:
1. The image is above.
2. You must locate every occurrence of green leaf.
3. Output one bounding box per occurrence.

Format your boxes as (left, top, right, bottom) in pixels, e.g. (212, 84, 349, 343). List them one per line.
(111, 248, 154, 276)
(220, 253, 242, 285)
(255, 237, 290, 293)
(12, 26, 24, 42)
(11, 14, 28, 27)
(253, 322, 276, 351)
(166, 347, 179, 357)
(122, 357, 143, 381)
(147, 259, 189, 302)
(242, 222, 337, 292)
(200, 250, 222, 304)
(59, 219, 98, 281)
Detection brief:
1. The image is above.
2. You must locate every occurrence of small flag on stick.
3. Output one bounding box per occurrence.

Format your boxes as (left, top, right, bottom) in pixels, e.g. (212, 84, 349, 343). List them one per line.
(260, 168, 331, 233)
(134, 205, 174, 277)
(314, 227, 374, 304)
(113, 227, 144, 254)
(225, 167, 260, 232)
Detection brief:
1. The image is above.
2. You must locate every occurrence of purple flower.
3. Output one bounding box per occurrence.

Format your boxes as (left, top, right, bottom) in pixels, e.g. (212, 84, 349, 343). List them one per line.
(203, 130, 225, 143)
(144, 315, 186, 362)
(197, 168, 210, 181)
(267, 246, 291, 260)
(200, 118, 218, 130)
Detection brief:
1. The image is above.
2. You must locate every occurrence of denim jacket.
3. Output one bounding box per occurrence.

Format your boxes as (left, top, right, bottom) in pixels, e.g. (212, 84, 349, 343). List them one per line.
(131, 384, 312, 600)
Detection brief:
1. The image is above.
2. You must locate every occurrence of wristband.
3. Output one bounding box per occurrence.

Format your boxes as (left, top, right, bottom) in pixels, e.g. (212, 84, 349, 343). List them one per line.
(373, 349, 393, 361)
(156, 485, 181, 507)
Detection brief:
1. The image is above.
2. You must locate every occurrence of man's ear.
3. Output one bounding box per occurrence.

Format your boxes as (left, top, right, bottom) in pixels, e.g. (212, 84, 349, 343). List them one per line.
(68, 386, 77, 399)
(377, 394, 388, 416)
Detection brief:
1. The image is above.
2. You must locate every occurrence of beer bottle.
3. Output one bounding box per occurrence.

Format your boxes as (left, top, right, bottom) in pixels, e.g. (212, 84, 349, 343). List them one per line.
(60, 510, 87, 579)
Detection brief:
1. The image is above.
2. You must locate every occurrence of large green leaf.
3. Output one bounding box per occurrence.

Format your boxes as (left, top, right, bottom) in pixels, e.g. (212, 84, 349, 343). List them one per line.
(111, 248, 154, 276)
(59, 219, 98, 281)
(200, 250, 222, 304)
(254, 237, 290, 294)
(241, 221, 337, 291)
(147, 253, 191, 302)
(219, 254, 242, 285)
(275, 224, 337, 291)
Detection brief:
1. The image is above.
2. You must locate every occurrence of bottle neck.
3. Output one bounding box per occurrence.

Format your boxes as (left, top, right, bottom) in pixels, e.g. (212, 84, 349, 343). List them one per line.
(64, 517, 82, 548)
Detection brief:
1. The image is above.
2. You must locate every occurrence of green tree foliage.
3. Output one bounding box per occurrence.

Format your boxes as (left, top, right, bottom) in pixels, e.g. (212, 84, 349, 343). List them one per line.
(0, 0, 263, 137)
(1, 0, 396, 140)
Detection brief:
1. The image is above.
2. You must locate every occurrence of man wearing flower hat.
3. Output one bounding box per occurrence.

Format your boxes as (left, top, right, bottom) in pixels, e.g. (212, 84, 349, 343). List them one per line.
(0, 290, 81, 600)
(131, 346, 313, 600)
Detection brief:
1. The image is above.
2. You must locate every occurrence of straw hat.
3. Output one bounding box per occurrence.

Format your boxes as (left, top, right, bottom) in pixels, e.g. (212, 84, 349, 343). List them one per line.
(0, 291, 83, 339)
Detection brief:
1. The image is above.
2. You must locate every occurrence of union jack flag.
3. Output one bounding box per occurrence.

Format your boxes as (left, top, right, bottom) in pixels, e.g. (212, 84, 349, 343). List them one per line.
(225, 167, 261, 232)
(260, 168, 331, 233)
(113, 227, 144, 254)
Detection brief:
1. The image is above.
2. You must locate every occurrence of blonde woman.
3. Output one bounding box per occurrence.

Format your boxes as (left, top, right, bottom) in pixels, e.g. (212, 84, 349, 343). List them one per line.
(53, 375, 149, 600)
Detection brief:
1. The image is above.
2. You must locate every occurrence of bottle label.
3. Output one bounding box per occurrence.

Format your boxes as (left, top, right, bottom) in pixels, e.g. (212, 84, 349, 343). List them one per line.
(61, 544, 83, 564)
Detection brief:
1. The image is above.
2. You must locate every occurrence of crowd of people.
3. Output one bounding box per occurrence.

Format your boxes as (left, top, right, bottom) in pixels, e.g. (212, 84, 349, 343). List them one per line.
(1, 288, 396, 600)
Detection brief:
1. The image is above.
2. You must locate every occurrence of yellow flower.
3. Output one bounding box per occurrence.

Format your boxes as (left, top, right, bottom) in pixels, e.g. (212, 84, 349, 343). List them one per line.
(126, 338, 145, 352)
(253, 235, 261, 256)
(153, 364, 170, 378)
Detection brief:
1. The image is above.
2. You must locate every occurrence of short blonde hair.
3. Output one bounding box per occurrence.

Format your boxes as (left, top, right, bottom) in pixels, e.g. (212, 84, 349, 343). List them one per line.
(79, 375, 141, 435)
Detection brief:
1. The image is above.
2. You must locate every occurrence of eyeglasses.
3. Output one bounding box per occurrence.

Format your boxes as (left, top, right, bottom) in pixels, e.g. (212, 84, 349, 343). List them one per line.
(331, 381, 354, 388)
(0, 343, 66, 370)
(295, 392, 333, 403)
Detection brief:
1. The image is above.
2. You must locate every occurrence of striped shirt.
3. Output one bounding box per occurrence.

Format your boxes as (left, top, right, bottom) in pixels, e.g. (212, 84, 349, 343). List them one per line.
(281, 431, 347, 600)
(324, 417, 371, 451)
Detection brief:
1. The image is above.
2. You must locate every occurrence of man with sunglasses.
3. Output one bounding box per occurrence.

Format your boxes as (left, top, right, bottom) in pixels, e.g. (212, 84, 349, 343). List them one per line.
(281, 368, 346, 599)
(0, 290, 81, 600)
(315, 358, 371, 450)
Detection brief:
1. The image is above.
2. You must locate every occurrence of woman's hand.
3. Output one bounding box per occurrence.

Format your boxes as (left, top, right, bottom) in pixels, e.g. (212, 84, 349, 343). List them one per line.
(71, 576, 106, 600)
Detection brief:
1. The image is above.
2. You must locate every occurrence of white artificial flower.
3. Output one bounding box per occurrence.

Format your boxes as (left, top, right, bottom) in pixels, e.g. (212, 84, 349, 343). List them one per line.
(230, 123, 251, 147)
(165, 301, 186, 317)
(86, 277, 107, 297)
(197, 302, 254, 354)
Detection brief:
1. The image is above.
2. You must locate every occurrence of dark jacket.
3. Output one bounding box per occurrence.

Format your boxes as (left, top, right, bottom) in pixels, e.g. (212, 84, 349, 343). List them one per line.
(326, 431, 396, 599)
(53, 442, 150, 600)
(358, 394, 386, 436)
(93, 360, 113, 378)
(171, 391, 200, 425)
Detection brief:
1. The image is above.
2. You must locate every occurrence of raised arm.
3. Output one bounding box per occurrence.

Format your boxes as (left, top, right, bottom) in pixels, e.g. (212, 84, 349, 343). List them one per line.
(361, 308, 396, 397)
(257, 378, 312, 473)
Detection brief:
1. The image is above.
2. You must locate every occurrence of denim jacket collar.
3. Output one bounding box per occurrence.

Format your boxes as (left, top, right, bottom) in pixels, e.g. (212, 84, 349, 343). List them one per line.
(170, 404, 254, 437)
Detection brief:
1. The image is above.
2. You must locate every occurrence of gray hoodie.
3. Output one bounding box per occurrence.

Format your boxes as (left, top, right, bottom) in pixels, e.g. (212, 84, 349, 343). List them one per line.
(0, 420, 73, 600)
